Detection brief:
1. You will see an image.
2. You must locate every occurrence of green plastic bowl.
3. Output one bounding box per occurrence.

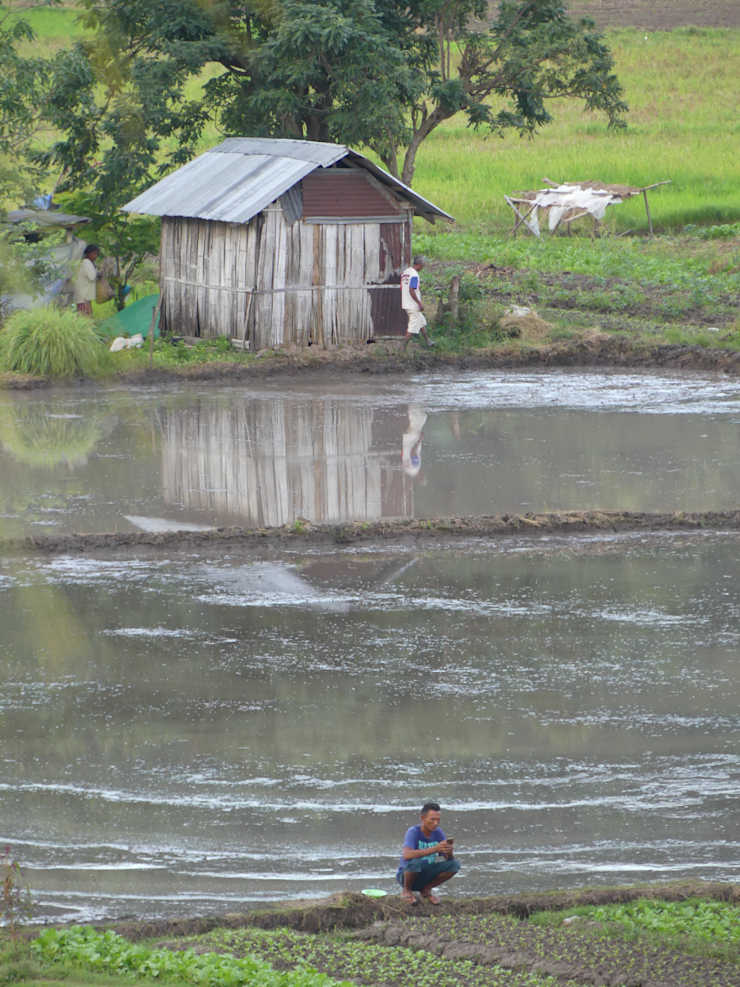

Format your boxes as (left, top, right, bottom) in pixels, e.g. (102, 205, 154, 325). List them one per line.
(361, 889, 387, 897)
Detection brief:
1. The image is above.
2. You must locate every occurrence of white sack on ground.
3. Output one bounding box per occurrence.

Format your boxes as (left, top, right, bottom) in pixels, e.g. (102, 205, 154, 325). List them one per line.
(109, 333, 144, 352)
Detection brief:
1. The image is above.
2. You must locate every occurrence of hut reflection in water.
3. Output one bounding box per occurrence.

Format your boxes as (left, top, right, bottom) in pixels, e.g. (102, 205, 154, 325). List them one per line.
(160, 398, 421, 526)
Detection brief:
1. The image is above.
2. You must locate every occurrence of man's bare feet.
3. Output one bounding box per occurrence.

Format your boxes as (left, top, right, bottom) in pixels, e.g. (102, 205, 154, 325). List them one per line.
(420, 892, 440, 904)
(401, 890, 418, 905)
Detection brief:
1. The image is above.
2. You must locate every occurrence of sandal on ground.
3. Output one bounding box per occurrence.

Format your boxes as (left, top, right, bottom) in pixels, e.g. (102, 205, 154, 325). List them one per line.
(420, 893, 440, 905)
(401, 891, 419, 905)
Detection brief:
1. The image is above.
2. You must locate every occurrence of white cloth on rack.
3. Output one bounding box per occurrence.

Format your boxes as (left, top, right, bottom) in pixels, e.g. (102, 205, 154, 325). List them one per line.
(530, 184, 624, 233)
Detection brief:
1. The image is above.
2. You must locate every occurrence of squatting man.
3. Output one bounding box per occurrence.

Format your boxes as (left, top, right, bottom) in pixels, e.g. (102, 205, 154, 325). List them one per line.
(397, 801, 460, 904)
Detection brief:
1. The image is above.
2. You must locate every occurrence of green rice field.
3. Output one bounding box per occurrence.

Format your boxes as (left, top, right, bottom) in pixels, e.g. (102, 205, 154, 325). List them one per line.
(417, 27, 740, 232)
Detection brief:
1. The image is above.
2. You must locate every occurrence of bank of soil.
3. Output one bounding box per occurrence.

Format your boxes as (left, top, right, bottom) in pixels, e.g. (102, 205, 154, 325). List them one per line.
(4, 510, 740, 557)
(4, 333, 740, 392)
(93, 881, 740, 940)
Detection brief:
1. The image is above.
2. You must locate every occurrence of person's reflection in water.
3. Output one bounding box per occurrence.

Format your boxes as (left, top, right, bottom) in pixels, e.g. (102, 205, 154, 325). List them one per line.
(402, 404, 427, 483)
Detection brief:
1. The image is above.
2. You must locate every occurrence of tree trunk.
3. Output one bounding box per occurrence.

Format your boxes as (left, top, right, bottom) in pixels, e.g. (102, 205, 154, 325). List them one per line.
(379, 143, 400, 181)
(281, 114, 303, 137)
(400, 107, 452, 186)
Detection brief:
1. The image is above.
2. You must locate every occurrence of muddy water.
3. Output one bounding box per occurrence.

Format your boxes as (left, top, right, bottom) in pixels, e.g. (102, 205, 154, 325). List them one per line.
(2, 532, 739, 921)
(2, 369, 740, 537)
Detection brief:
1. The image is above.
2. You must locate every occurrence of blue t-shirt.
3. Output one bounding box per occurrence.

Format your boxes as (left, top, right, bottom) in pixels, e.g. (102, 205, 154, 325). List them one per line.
(397, 825, 446, 879)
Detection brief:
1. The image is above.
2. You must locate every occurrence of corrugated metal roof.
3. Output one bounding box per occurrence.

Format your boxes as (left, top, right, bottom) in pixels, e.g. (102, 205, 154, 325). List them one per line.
(213, 137, 346, 167)
(122, 138, 452, 224)
(122, 151, 316, 223)
(278, 185, 303, 226)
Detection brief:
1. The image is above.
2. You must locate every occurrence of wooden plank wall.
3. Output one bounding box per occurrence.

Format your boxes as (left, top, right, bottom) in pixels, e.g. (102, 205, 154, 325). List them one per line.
(161, 217, 260, 339)
(161, 209, 410, 347)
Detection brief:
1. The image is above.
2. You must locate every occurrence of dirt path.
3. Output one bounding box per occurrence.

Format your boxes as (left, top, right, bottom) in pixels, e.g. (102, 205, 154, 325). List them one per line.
(567, 0, 740, 30)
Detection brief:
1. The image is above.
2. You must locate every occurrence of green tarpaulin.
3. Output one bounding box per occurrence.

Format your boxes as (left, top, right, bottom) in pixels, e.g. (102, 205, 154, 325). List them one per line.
(98, 294, 161, 339)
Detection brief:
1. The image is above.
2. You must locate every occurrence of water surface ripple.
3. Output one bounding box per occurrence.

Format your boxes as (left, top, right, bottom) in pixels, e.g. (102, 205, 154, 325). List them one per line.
(1, 532, 739, 921)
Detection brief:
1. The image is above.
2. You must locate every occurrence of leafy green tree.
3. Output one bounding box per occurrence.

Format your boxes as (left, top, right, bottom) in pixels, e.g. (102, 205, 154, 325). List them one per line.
(42, 0, 418, 169)
(40, 0, 627, 236)
(0, 1, 64, 306)
(0, 0, 60, 205)
(35, 0, 212, 309)
(371, 0, 628, 184)
(206, 0, 422, 147)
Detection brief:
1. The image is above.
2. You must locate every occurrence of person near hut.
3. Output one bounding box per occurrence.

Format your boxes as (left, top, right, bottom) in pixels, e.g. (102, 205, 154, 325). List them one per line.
(401, 256, 435, 349)
(396, 801, 460, 904)
(73, 243, 101, 316)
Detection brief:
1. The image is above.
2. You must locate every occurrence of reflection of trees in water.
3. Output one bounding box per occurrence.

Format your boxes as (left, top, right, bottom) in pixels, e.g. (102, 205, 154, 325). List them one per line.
(160, 398, 413, 525)
(0, 404, 119, 469)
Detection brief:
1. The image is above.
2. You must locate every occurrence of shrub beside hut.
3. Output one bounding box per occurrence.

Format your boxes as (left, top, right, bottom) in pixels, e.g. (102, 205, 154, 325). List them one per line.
(123, 138, 452, 350)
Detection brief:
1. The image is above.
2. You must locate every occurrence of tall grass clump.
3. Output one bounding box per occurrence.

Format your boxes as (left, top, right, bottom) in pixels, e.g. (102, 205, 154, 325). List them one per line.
(0, 307, 106, 378)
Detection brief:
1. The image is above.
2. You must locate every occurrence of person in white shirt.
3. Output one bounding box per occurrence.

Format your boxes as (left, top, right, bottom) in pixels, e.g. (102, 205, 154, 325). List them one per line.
(400, 255, 435, 350)
(73, 243, 100, 316)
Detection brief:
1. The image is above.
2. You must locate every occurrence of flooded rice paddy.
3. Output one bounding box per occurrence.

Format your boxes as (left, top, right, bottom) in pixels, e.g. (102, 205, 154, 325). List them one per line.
(1, 369, 740, 923)
(2, 369, 740, 536)
(2, 532, 740, 922)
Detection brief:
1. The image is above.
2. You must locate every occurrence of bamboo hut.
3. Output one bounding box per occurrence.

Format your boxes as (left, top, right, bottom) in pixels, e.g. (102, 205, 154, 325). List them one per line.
(122, 138, 452, 348)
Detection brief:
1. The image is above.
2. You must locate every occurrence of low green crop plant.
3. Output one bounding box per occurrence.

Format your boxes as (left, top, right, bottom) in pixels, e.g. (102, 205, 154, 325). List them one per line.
(590, 898, 740, 944)
(32, 927, 350, 987)
(529, 896, 740, 965)
(195, 925, 564, 987)
(0, 307, 108, 378)
(697, 223, 740, 240)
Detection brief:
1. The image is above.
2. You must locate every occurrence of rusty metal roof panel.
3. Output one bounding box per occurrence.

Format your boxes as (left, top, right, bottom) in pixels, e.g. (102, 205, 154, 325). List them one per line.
(122, 138, 452, 224)
(303, 172, 405, 219)
(345, 150, 453, 223)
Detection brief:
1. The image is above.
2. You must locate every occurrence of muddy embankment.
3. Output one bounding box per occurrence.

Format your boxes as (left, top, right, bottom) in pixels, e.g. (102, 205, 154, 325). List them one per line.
(3, 510, 740, 557)
(79, 881, 739, 941)
(4, 337, 740, 391)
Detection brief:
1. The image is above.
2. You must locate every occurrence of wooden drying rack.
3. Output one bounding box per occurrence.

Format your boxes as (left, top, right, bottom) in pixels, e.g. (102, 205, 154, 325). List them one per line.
(504, 178, 672, 238)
